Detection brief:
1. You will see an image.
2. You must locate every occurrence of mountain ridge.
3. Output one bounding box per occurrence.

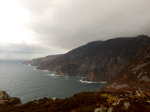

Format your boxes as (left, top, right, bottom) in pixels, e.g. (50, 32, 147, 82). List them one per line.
(27, 35, 150, 83)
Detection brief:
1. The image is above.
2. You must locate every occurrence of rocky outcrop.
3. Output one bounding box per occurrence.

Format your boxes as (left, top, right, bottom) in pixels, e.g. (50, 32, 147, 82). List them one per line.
(0, 90, 21, 105)
(101, 44, 150, 95)
(0, 90, 9, 104)
(27, 35, 150, 82)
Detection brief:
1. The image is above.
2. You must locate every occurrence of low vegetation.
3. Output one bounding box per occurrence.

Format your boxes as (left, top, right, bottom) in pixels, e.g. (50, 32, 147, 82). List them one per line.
(0, 91, 150, 112)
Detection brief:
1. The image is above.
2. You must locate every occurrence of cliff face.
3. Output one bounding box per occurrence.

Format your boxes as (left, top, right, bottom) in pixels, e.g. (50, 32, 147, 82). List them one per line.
(32, 35, 150, 82)
(101, 42, 150, 95)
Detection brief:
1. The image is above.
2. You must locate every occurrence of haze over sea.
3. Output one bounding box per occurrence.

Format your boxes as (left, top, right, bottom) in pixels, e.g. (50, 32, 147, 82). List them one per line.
(0, 60, 105, 103)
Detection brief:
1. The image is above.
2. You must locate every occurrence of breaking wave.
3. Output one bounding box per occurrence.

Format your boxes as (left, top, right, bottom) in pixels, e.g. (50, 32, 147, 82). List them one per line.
(79, 79, 98, 83)
(79, 79, 107, 84)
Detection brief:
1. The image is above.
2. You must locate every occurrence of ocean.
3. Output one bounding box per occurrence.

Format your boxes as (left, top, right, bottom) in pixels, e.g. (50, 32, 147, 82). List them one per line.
(0, 60, 106, 103)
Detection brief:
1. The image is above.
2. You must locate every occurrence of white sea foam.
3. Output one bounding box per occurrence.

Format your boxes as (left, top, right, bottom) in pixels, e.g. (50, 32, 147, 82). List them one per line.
(79, 79, 98, 83)
(50, 74, 55, 76)
(79, 79, 107, 84)
(29, 65, 37, 71)
(26, 64, 37, 71)
(48, 73, 60, 77)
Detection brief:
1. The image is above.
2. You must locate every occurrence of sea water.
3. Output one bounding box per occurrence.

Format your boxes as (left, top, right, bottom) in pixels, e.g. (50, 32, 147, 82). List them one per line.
(0, 60, 106, 103)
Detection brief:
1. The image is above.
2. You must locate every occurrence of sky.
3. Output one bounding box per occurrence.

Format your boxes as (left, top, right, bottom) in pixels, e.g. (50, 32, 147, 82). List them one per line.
(0, 0, 150, 60)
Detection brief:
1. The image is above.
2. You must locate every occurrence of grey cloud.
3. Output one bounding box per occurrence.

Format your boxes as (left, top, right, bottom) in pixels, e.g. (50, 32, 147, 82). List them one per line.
(18, 0, 150, 50)
(1, 43, 45, 54)
(0, 43, 65, 60)
(17, 0, 55, 14)
(3, 0, 149, 60)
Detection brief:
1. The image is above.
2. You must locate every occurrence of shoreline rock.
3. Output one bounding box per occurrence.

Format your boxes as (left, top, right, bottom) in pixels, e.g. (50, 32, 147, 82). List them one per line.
(0, 90, 21, 105)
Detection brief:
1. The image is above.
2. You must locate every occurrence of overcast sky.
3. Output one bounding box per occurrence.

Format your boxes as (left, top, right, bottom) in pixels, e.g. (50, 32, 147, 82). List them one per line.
(0, 0, 150, 60)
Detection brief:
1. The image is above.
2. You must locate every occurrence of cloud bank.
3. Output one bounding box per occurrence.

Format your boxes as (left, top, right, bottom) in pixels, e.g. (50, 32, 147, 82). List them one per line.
(1, 0, 150, 60)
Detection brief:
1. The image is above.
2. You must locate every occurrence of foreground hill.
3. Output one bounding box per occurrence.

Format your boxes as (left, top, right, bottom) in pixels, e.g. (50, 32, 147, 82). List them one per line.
(0, 91, 150, 112)
(27, 35, 150, 82)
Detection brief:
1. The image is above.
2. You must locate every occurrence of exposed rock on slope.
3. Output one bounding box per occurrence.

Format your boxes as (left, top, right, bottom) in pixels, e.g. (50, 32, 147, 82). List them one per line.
(28, 35, 150, 82)
(0, 90, 21, 105)
(0, 90, 9, 104)
(101, 43, 150, 95)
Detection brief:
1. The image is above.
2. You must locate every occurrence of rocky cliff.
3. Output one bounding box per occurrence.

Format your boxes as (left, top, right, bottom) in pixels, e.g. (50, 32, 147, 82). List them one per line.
(101, 40, 150, 95)
(27, 35, 150, 82)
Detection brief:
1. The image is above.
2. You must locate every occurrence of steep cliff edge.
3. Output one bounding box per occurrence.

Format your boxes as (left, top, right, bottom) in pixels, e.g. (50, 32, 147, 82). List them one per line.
(27, 35, 150, 82)
(101, 42, 150, 95)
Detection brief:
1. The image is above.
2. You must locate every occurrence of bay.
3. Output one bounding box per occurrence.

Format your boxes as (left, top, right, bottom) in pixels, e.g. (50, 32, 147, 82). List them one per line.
(0, 60, 106, 103)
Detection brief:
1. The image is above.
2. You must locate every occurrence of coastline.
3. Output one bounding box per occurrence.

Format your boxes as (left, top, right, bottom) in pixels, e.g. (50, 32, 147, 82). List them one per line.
(26, 63, 107, 84)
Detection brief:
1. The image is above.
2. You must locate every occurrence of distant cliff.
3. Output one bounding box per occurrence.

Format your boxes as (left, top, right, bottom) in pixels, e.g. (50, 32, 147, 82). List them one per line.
(27, 35, 150, 82)
(25, 55, 61, 66)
